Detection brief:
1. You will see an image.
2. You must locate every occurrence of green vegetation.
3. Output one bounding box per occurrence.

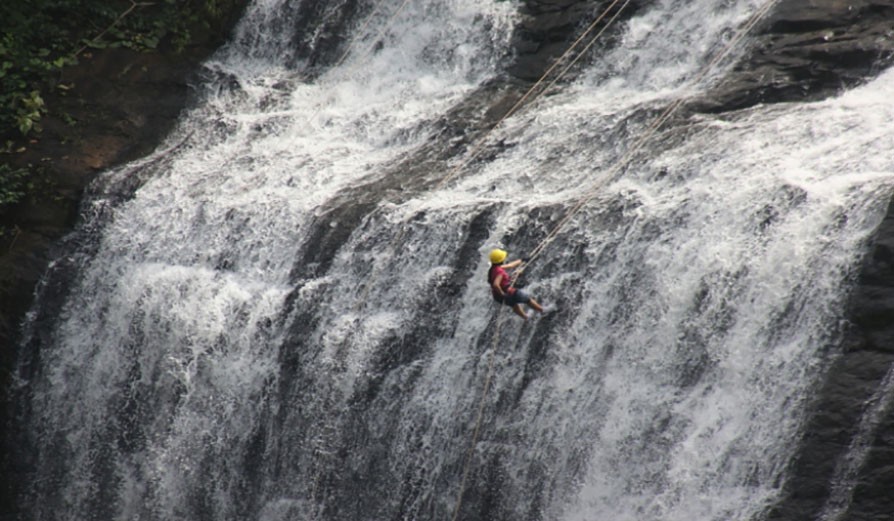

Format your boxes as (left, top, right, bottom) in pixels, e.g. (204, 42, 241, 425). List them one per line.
(1, 0, 241, 139)
(0, 164, 31, 207)
(0, 0, 241, 208)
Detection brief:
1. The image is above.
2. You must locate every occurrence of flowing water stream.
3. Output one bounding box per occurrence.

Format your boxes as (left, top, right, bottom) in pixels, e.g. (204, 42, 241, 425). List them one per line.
(14, 1, 894, 520)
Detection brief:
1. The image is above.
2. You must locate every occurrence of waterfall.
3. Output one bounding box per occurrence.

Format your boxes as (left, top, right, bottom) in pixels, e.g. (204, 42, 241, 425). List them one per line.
(13, 1, 894, 520)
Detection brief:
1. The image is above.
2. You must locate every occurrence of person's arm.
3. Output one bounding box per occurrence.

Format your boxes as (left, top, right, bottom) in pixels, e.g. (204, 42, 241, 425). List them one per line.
(504, 259, 523, 269)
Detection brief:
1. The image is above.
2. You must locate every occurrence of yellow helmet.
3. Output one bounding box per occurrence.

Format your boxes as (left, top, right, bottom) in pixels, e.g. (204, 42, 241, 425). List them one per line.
(489, 248, 507, 264)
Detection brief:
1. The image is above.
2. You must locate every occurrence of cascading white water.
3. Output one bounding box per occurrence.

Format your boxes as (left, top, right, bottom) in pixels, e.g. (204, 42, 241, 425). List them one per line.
(16, 1, 894, 520)
(21, 1, 518, 519)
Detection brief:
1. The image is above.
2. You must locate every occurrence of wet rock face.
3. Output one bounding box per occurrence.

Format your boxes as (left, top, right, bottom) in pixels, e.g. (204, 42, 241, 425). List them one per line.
(0, 47, 204, 514)
(508, 0, 648, 81)
(725, 3, 894, 520)
(700, 0, 894, 111)
(767, 202, 894, 521)
(509, 2, 894, 519)
(0, 14, 244, 518)
(510, 0, 894, 111)
(509, 0, 604, 81)
(3, 0, 890, 387)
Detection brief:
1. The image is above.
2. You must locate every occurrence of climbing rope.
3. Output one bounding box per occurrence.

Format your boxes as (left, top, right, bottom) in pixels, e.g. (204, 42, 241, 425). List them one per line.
(516, 0, 779, 277)
(352, 0, 634, 317)
(449, 1, 779, 518)
(346, 9, 639, 500)
(350, 0, 633, 308)
(450, 306, 506, 521)
(446, 3, 641, 517)
(347, 0, 634, 315)
(434, 0, 632, 191)
(303, 0, 778, 517)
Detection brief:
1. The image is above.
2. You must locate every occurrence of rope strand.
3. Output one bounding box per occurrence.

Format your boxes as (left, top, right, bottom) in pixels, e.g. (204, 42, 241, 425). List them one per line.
(434, 0, 631, 191)
(450, 308, 506, 521)
(450, 4, 778, 518)
(518, 0, 778, 275)
(445, 3, 638, 518)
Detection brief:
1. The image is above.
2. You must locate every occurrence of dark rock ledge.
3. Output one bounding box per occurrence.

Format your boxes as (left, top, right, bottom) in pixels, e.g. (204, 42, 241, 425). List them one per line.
(767, 202, 894, 521)
(698, 0, 894, 111)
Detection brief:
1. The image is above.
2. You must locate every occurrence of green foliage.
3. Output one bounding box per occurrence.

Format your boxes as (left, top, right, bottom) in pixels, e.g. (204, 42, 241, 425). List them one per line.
(0, 0, 243, 139)
(0, 29, 67, 139)
(0, 164, 31, 207)
(16, 91, 46, 135)
(0, 0, 242, 208)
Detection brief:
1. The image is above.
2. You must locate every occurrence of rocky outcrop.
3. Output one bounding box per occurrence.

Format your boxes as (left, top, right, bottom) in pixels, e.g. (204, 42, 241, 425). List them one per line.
(0, 47, 210, 346)
(766, 196, 894, 520)
(508, 0, 647, 81)
(700, 0, 894, 111)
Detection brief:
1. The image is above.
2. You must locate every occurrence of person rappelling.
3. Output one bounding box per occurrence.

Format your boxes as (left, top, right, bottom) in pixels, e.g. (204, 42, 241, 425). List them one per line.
(487, 249, 544, 320)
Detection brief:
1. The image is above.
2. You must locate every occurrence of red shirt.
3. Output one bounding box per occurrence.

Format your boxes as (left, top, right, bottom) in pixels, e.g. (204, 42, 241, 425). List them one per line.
(488, 265, 516, 300)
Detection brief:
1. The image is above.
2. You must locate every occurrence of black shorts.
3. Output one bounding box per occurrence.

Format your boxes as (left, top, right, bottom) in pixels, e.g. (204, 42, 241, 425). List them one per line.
(503, 288, 532, 306)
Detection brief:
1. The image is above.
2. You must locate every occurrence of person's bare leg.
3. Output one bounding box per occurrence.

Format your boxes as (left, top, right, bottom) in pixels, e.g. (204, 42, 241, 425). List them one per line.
(512, 304, 528, 320)
(528, 298, 544, 313)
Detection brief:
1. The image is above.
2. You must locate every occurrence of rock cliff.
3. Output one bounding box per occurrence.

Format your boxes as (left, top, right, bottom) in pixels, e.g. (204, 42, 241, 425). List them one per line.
(512, 5, 894, 517)
(2, 0, 894, 519)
